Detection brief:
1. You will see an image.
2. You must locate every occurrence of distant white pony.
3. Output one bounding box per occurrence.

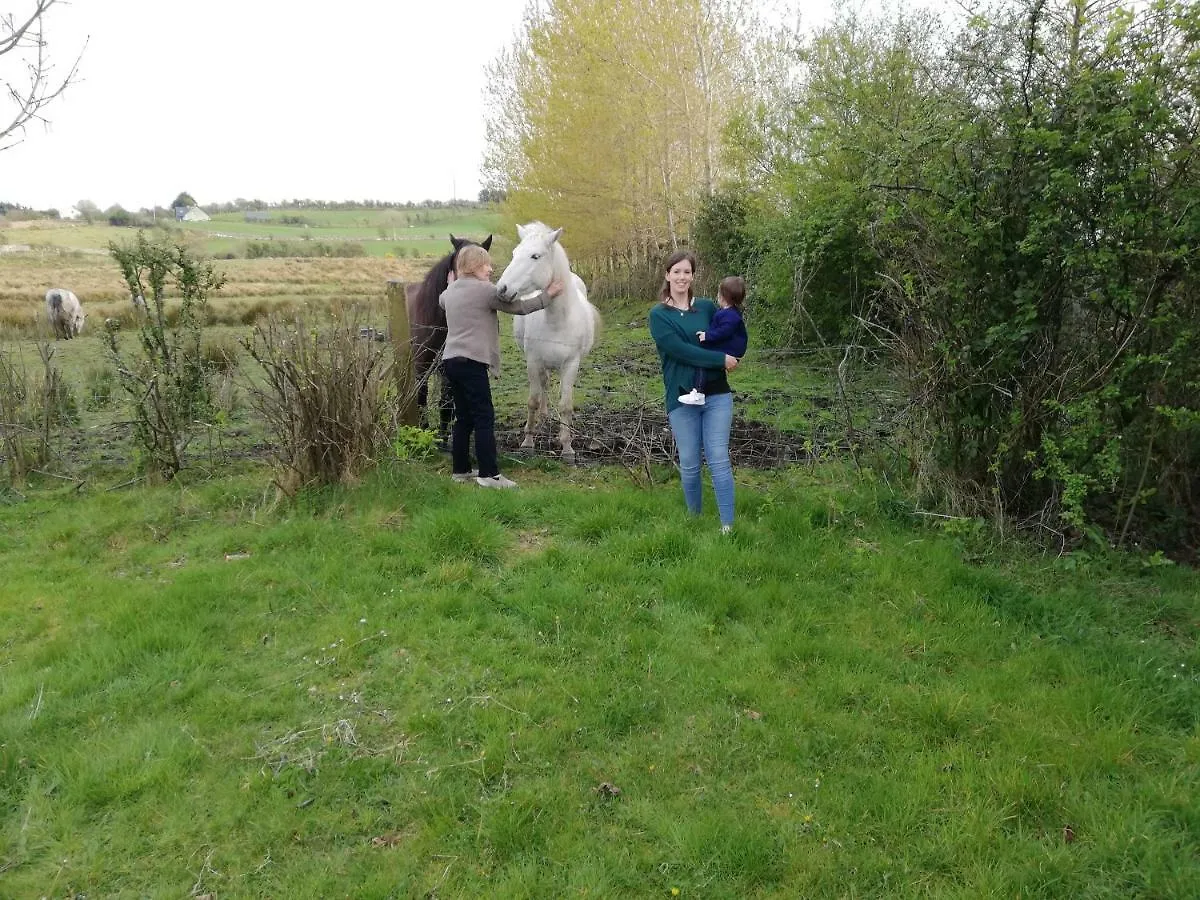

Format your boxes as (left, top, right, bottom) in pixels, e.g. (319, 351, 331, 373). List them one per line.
(45, 288, 85, 339)
(496, 222, 601, 463)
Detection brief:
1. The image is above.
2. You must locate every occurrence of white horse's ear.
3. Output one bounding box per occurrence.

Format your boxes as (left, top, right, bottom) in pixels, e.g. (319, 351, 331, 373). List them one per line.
(549, 227, 564, 244)
(516, 223, 528, 240)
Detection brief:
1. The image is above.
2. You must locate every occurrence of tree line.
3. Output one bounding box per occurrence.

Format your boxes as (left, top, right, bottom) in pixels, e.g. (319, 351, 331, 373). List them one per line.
(487, 0, 1200, 556)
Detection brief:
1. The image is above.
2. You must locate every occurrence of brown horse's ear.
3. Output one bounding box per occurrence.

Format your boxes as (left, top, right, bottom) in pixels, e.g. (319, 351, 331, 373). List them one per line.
(481, 234, 493, 251)
(450, 234, 466, 250)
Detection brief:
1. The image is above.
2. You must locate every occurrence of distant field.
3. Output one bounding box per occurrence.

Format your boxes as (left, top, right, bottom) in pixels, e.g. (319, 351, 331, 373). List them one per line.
(0, 205, 516, 331)
(1, 205, 508, 262)
(0, 251, 428, 333)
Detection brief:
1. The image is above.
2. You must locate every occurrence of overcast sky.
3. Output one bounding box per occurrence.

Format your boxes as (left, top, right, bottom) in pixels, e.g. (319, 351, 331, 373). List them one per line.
(2, 0, 534, 213)
(2, 0, 847, 215)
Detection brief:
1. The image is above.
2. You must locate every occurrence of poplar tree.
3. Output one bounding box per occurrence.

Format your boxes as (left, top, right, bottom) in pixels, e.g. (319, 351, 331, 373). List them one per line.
(485, 0, 754, 265)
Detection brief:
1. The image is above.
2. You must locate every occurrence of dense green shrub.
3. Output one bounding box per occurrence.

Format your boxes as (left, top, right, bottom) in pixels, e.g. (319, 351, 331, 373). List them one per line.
(720, 0, 1200, 553)
(866, 0, 1200, 551)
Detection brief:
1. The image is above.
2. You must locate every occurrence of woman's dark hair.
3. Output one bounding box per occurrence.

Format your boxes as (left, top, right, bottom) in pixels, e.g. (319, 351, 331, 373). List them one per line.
(659, 249, 699, 302)
(719, 275, 746, 310)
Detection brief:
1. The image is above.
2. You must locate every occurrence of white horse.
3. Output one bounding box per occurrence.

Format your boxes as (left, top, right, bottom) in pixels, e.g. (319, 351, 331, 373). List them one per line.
(496, 222, 601, 463)
(45, 288, 85, 339)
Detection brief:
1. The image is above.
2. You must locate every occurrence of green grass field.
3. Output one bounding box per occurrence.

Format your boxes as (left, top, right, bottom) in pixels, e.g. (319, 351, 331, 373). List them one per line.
(1, 209, 1196, 896)
(1, 460, 1197, 897)
(2, 205, 507, 262)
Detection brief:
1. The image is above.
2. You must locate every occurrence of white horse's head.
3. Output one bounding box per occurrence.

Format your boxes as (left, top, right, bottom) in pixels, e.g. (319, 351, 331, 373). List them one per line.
(496, 222, 564, 301)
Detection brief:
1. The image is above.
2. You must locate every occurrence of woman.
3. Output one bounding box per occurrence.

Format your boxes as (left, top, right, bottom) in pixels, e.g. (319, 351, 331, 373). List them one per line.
(648, 250, 740, 532)
(439, 245, 562, 488)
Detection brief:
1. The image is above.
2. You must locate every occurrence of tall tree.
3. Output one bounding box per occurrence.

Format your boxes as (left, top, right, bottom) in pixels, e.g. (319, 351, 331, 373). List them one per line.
(74, 198, 99, 223)
(1, 0, 85, 151)
(484, 0, 755, 264)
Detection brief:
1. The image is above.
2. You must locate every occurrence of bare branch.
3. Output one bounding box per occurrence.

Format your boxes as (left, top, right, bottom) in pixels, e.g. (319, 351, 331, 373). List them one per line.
(0, 0, 85, 150)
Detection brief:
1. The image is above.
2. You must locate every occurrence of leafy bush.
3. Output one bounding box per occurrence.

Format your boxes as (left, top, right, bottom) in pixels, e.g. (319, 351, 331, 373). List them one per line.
(105, 232, 226, 479)
(717, 0, 1200, 554)
(391, 425, 438, 461)
(862, 0, 1200, 552)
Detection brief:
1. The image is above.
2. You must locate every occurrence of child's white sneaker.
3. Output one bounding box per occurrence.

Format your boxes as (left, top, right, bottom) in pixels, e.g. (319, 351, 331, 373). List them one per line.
(451, 470, 478, 483)
(679, 389, 706, 406)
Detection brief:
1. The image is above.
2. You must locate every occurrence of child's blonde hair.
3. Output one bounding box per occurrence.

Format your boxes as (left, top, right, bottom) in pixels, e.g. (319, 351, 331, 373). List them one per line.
(455, 245, 491, 278)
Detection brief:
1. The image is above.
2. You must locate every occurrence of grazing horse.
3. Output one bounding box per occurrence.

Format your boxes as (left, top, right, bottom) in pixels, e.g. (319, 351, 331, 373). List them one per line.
(496, 222, 601, 463)
(45, 288, 85, 339)
(403, 233, 492, 438)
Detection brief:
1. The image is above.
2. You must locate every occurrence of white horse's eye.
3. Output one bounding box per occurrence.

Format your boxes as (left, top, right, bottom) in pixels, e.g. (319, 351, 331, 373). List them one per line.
(531, 253, 541, 260)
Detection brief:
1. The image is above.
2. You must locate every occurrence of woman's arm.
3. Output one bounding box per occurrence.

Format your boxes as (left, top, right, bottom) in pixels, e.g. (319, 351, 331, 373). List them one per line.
(649, 308, 728, 368)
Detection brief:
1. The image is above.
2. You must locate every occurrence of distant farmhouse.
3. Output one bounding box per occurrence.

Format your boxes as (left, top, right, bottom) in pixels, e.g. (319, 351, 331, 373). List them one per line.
(174, 205, 211, 222)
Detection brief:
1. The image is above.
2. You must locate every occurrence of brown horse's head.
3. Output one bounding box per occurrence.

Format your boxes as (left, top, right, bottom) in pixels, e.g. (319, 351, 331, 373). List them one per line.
(410, 233, 496, 348)
(450, 233, 493, 254)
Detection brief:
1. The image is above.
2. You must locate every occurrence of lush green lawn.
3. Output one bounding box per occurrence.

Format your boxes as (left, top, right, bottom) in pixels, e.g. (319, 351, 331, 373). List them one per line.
(1, 459, 1196, 897)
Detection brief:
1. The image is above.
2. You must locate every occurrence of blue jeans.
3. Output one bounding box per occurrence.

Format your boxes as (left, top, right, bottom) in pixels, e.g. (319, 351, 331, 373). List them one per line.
(668, 392, 734, 526)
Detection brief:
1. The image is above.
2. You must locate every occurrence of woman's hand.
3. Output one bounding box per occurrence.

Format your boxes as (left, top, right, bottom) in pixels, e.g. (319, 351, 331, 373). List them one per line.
(724, 354, 739, 372)
(547, 279, 565, 298)
(447, 270, 457, 284)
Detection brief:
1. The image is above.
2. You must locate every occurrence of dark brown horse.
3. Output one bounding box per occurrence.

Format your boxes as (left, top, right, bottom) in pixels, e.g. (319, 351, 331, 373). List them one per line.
(404, 233, 493, 437)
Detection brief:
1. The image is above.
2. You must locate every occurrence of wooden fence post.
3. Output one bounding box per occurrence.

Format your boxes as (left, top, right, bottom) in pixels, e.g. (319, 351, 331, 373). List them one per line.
(387, 280, 419, 427)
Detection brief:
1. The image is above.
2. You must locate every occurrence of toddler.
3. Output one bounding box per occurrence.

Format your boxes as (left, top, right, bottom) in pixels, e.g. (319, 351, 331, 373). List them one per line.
(679, 275, 748, 406)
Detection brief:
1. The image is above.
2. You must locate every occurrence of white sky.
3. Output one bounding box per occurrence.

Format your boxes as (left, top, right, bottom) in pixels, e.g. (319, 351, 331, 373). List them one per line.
(2, 0, 533, 213)
(1, 0, 852, 215)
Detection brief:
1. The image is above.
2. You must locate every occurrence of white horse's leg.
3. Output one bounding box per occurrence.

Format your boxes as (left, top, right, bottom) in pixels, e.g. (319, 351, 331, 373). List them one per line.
(522, 363, 549, 450)
(556, 356, 582, 464)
